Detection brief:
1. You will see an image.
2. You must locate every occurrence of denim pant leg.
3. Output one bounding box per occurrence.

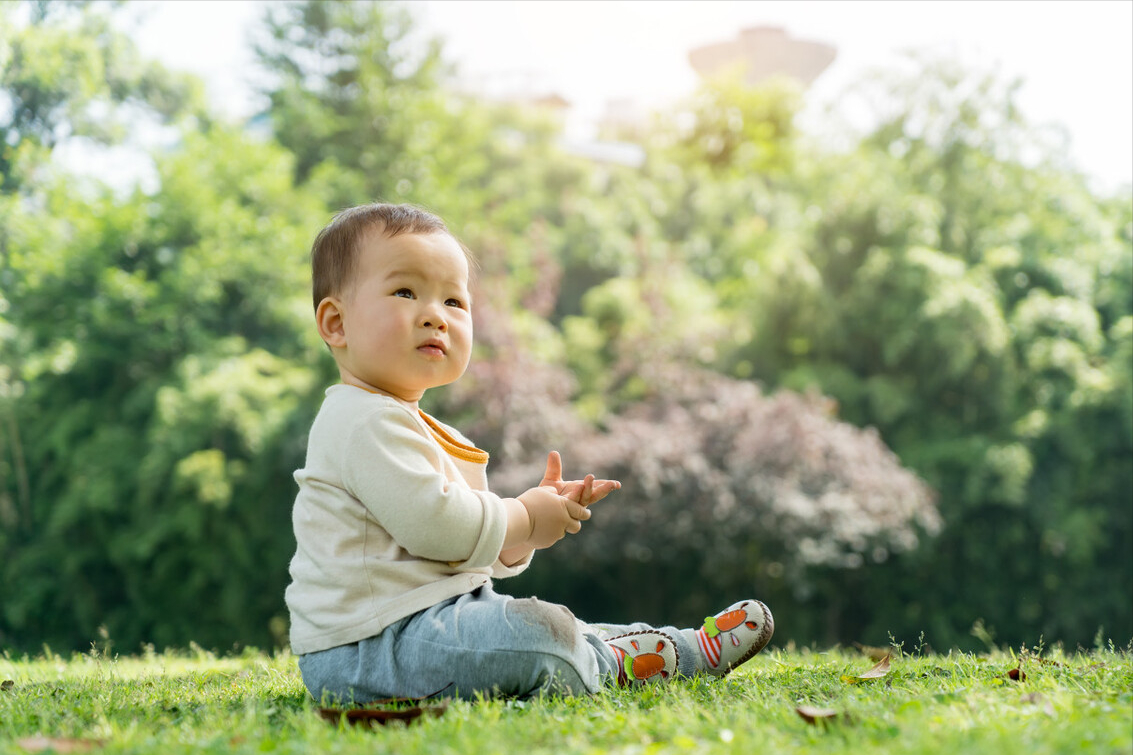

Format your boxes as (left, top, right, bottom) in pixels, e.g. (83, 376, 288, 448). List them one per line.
(298, 586, 622, 702)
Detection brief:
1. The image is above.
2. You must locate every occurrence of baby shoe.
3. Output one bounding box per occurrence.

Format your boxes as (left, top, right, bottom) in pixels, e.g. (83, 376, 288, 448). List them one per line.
(606, 631, 680, 687)
(692, 599, 774, 677)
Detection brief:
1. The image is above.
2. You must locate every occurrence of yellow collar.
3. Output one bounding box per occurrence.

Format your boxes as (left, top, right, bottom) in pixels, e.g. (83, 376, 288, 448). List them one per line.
(416, 410, 489, 465)
(345, 383, 489, 464)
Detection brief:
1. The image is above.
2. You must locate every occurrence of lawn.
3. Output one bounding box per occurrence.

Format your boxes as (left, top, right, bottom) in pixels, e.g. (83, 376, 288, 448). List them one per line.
(1, 640, 1130, 754)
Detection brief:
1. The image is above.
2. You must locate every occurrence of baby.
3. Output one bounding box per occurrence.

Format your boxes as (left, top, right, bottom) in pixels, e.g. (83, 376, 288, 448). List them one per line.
(285, 203, 773, 701)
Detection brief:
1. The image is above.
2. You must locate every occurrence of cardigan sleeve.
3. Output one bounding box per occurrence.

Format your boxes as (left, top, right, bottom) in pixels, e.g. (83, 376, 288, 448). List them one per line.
(340, 405, 507, 570)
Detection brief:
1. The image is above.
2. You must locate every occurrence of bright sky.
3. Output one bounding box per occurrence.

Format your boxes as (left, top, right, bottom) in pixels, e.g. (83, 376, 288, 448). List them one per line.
(122, 0, 1132, 193)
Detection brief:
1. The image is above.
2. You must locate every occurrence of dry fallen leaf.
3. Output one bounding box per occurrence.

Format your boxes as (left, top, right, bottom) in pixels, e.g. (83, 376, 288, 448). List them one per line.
(17, 735, 103, 753)
(1, 680, 13, 692)
(796, 705, 843, 725)
(318, 683, 452, 728)
(1027, 656, 1065, 668)
(318, 701, 448, 727)
(858, 654, 891, 679)
(842, 654, 891, 684)
(1007, 666, 1026, 682)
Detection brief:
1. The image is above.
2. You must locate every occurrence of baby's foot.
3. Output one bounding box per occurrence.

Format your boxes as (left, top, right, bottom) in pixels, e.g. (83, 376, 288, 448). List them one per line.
(691, 599, 774, 676)
(606, 631, 679, 687)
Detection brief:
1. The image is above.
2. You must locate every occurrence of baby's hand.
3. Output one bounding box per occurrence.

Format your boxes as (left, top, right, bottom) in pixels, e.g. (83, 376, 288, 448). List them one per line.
(559, 474, 622, 506)
(517, 486, 590, 549)
(539, 451, 621, 506)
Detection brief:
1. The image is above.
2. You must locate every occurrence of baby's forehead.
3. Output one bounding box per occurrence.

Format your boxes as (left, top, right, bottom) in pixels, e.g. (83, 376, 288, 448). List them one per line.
(363, 225, 458, 252)
(360, 228, 470, 278)
(362, 223, 443, 247)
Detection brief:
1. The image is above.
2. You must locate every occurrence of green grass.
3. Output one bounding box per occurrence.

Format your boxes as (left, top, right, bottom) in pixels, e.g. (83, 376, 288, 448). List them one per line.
(1, 642, 1130, 754)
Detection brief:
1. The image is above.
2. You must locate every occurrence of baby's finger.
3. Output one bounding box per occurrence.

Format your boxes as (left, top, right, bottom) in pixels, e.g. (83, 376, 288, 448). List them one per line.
(585, 480, 621, 504)
(579, 475, 595, 506)
(566, 500, 592, 521)
(543, 451, 562, 480)
(566, 518, 582, 534)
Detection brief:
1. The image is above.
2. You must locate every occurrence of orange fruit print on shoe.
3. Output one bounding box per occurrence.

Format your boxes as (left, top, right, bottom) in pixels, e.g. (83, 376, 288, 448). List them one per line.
(623, 638, 668, 681)
(606, 631, 679, 687)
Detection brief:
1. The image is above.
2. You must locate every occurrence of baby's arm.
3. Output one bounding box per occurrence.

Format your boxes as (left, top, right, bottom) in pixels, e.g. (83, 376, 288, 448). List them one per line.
(347, 407, 539, 569)
(504, 484, 592, 549)
(498, 455, 595, 565)
(499, 488, 589, 565)
(498, 452, 622, 564)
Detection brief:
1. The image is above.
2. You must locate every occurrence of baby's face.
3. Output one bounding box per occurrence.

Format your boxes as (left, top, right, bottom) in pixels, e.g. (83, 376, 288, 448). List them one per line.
(333, 230, 473, 402)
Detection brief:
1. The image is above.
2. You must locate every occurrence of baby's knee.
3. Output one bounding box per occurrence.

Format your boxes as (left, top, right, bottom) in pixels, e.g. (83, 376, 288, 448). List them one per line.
(505, 598, 582, 651)
(503, 599, 596, 696)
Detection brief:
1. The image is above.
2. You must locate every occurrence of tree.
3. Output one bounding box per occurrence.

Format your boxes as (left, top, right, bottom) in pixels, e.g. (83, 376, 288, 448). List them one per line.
(0, 1, 205, 191)
(6, 2, 1125, 654)
(708, 57, 1133, 647)
(252, 1, 647, 322)
(253, 0, 454, 201)
(1, 2, 327, 651)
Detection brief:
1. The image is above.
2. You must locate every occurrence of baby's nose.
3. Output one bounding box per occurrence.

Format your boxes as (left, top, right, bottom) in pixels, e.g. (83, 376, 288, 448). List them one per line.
(420, 308, 447, 330)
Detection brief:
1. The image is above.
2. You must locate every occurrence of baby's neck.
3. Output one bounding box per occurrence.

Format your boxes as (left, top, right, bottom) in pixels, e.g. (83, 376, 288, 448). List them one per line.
(342, 380, 421, 410)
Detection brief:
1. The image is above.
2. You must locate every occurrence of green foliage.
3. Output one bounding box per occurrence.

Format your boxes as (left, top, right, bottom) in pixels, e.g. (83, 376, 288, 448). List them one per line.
(1, 132, 328, 648)
(0, 1, 204, 190)
(254, 0, 448, 196)
(0, 3, 331, 651)
(658, 68, 802, 178)
(703, 59, 1133, 647)
(1, 0, 1130, 656)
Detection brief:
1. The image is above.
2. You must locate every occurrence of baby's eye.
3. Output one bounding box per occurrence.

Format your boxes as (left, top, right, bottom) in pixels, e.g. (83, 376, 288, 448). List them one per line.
(393, 288, 415, 299)
(445, 298, 465, 309)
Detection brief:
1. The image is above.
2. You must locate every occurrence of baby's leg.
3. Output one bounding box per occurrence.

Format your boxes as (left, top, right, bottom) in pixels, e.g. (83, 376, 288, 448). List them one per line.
(583, 619, 699, 677)
(583, 598, 774, 677)
(299, 585, 620, 702)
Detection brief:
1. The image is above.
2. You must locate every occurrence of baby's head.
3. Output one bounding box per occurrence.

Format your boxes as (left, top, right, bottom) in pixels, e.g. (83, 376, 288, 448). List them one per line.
(311, 203, 467, 313)
(310, 203, 476, 402)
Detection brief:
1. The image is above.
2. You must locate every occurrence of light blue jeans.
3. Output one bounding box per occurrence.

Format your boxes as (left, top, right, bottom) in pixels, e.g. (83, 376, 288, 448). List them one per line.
(297, 585, 699, 702)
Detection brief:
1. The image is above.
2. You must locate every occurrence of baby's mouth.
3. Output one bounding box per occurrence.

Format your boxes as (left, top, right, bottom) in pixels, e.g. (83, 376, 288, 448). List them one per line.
(418, 339, 446, 356)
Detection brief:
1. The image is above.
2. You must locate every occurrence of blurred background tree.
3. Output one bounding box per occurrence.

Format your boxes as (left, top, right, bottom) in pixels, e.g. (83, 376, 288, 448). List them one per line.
(0, 0, 326, 650)
(1, 0, 1129, 653)
(711, 59, 1132, 646)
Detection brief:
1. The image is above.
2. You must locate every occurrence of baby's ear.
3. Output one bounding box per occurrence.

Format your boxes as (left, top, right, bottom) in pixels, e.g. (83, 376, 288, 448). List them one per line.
(315, 297, 347, 348)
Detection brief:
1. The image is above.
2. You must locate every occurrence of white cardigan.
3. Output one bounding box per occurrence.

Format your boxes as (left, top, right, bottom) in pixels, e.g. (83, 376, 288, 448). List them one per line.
(285, 385, 531, 655)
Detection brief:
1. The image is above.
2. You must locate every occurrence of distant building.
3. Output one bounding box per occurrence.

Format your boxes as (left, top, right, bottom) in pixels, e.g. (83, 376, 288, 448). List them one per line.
(688, 26, 836, 88)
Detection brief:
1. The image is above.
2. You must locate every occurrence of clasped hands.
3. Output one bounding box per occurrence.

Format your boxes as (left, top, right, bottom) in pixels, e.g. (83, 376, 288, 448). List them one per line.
(517, 451, 620, 550)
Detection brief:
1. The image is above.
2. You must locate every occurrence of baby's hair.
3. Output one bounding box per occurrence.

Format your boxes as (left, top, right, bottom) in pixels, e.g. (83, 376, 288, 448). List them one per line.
(310, 202, 472, 312)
